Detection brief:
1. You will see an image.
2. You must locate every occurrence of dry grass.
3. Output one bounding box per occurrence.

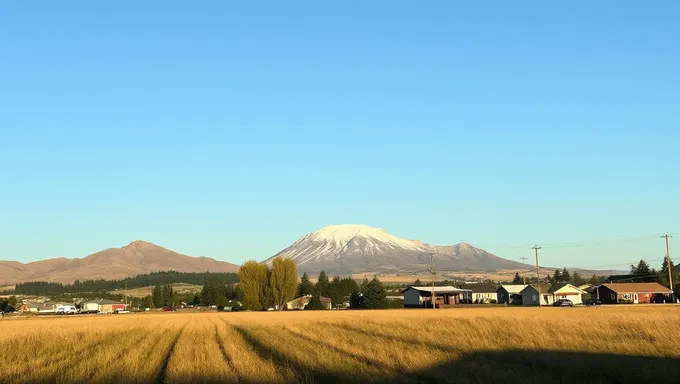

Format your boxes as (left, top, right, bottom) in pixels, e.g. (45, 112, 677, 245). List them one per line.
(1, 306, 680, 383)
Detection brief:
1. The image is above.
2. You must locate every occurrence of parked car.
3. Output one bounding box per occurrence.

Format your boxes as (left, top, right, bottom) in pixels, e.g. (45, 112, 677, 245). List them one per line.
(585, 298, 602, 306)
(113, 309, 130, 314)
(161, 306, 175, 312)
(553, 299, 574, 307)
(56, 305, 77, 315)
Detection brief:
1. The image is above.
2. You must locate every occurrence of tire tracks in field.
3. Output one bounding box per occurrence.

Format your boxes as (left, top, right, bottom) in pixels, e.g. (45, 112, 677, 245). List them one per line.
(283, 326, 436, 383)
(155, 321, 188, 384)
(320, 321, 461, 355)
(210, 317, 244, 384)
(233, 324, 358, 384)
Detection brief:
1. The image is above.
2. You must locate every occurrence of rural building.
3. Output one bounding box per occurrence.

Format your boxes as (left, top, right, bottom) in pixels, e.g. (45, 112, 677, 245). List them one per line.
(284, 295, 332, 310)
(82, 299, 127, 314)
(521, 283, 586, 306)
(594, 283, 673, 304)
(497, 285, 527, 305)
(402, 286, 472, 308)
(465, 284, 499, 304)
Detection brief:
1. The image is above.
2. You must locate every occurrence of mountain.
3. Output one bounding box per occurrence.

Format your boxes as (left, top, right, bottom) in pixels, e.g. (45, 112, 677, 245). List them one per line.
(0, 241, 239, 284)
(266, 224, 526, 274)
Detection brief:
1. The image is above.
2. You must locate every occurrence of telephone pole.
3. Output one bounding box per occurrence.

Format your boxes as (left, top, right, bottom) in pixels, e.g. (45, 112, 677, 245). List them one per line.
(430, 253, 436, 310)
(532, 245, 541, 285)
(520, 256, 528, 285)
(662, 234, 674, 302)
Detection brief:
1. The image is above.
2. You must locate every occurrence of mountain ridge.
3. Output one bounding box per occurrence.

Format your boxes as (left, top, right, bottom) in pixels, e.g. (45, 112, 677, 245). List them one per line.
(0, 241, 239, 285)
(266, 224, 527, 274)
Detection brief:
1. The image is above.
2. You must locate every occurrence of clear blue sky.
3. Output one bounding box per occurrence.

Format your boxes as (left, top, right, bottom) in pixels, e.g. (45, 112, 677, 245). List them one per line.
(1, 1, 678, 270)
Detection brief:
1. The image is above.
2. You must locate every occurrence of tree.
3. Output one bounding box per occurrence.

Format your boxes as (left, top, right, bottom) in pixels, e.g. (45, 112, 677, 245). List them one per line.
(269, 257, 298, 310)
(588, 274, 605, 285)
(328, 276, 344, 306)
(152, 285, 164, 308)
(413, 278, 422, 286)
(306, 293, 325, 310)
(7, 296, 17, 309)
(162, 285, 174, 306)
(297, 272, 314, 296)
(511, 272, 523, 284)
(571, 272, 586, 286)
(315, 270, 330, 297)
(657, 256, 679, 298)
(552, 269, 562, 283)
(363, 277, 388, 309)
(631, 260, 651, 276)
(562, 268, 571, 283)
(239, 260, 269, 311)
(349, 292, 365, 309)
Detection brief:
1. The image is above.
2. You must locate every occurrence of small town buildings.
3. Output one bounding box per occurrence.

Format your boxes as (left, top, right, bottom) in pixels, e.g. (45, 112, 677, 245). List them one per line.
(284, 295, 332, 310)
(402, 286, 472, 308)
(82, 299, 127, 314)
(594, 283, 673, 304)
(521, 283, 586, 306)
(497, 285, 527, 305)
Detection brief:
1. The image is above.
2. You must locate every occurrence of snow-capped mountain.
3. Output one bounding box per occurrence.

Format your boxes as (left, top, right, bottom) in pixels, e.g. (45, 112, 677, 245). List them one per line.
(265, 224, 525, 274)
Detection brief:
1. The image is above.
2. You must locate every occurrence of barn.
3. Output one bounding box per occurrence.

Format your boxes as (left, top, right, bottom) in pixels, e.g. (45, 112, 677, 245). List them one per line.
(594, 283, 673, 304)
(402, 286, 472, 308)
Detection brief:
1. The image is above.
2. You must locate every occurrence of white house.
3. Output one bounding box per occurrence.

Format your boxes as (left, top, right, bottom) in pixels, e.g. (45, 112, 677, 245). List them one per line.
(521, 283, 587, 306)
(402, 286, 472, 308)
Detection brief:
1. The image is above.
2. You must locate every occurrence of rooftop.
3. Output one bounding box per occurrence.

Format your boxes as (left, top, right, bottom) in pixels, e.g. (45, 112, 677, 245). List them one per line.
(602, 282, 672, 293)
(403, 286, 472, 295)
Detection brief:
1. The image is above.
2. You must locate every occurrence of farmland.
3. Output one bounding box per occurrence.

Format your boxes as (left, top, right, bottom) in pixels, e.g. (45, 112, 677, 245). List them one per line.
(1, 307, 680, 383)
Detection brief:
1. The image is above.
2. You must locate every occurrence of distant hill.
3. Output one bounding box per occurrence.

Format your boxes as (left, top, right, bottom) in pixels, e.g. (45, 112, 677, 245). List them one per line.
(0, 241, 239, 284)
(265, 224, 528, 274)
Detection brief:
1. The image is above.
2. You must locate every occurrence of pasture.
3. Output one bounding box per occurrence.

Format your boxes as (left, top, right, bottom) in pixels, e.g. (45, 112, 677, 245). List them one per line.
(1, 306, 679, 383)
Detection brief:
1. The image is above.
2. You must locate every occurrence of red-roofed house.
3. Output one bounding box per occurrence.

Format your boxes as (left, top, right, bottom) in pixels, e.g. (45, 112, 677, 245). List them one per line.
(595, 283, 673, 304)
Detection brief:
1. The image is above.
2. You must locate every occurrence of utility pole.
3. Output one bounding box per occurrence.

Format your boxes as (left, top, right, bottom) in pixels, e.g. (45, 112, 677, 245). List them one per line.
(662, 234, 674, 302)
(532, 245, 542, 305)
(520, 256, 528, 285)
(430, 253, 436, 310)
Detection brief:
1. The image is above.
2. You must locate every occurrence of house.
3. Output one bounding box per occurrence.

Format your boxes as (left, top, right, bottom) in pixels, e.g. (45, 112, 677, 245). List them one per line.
(82, 299, 127, 314)
(284, 295, 332, 310)
(463, 284, 499, 304)
(497, 285, 527, 305)
(594, 283, 673, 304)
(521, 283, 586, 306)
(402, 286, 472, 308)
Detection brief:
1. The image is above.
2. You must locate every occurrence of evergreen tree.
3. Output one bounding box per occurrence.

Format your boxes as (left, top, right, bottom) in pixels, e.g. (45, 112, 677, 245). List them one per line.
(631, 259, 651, 276)
(152, 285, 164, 308)
(414, 278, 422, 286)
(349, 292, 365, 309)
(657, 256, 679, 297)
(511, 272, 523, 284)
(315, 270, 330, 297)
(162, 285, 174, 306)
(562, 268, 571, 283)
(363, 277, 388, 309)
(328, 276, 344, 306)
(552, 269, 562, 283)
(297, 272, 314, 296)
(306, 293, 325, 310)
(571, 272, 585, 285)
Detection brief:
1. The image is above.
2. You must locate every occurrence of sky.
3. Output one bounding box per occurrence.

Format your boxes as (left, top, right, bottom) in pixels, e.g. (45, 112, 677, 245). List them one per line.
(1, 1, 678, 270)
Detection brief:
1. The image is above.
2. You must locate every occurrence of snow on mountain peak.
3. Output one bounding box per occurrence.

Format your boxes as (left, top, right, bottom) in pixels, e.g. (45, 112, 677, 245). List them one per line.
(302, 224, 426, 251)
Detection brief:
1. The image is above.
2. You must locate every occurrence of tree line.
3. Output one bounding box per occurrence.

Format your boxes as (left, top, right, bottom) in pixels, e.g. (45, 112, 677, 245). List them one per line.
(12, 271, 238, 295)
(510, 268, 606, 286)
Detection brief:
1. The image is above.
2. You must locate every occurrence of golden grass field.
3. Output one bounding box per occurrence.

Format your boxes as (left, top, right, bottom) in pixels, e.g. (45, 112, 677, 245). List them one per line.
(1, 306, 680, 383)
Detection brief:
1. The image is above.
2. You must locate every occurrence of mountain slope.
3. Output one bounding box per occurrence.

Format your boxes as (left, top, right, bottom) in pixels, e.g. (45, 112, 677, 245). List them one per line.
(266, 224, 526, 274)
(0, 241, 239, 284)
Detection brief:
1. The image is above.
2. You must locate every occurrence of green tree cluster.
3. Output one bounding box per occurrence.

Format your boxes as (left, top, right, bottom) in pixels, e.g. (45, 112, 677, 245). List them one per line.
(152, 285, 174, 307)
(349, 277, 388, 309)
(239, 257, 298, 311)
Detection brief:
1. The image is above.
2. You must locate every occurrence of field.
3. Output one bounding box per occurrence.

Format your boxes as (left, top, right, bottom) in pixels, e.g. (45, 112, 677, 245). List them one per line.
(1, 307, 680, 383)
